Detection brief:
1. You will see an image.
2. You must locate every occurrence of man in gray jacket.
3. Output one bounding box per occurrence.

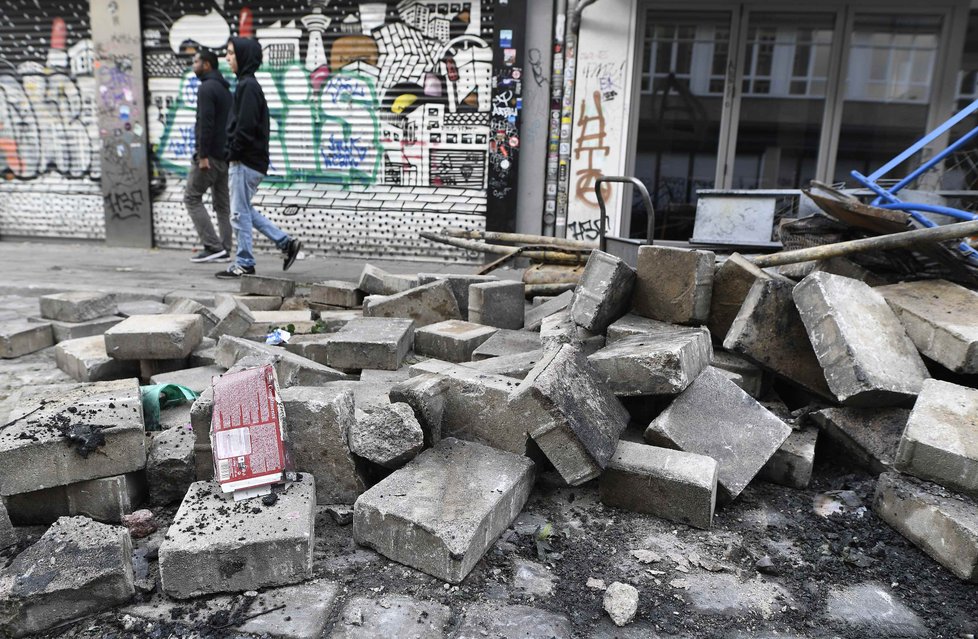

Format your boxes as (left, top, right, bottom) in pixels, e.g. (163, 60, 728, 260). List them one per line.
(185, 49, 233, 263)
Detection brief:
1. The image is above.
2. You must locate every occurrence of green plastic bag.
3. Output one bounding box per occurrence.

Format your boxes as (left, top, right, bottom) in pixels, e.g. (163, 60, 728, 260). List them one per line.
(140, 383, 199, 431)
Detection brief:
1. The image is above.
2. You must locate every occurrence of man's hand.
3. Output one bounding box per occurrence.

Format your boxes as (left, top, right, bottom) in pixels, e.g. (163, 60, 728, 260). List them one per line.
(199, 157, 211, 170)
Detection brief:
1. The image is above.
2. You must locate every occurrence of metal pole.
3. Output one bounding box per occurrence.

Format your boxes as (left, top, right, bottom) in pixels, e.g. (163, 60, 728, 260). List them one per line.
(443, 228, 594, 248)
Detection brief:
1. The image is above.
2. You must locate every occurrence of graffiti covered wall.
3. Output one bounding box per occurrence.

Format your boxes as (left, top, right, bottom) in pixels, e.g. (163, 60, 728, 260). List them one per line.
(145, 0, 501, 260)
(0, 1, 105, 240)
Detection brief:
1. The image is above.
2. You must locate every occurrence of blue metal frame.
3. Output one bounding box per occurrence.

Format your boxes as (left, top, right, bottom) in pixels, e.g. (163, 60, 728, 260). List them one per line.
(848, 97, 978, 263)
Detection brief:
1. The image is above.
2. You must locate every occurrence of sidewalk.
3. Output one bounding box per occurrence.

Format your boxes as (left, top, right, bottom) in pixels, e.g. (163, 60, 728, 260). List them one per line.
(0, 239, 510, 303)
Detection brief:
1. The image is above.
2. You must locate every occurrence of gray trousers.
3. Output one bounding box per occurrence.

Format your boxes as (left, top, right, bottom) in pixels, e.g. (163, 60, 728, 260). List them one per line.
(183, 157, 232, 253)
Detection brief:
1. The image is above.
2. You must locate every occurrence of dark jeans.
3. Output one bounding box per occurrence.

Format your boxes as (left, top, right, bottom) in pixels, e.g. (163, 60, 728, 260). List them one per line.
(183, 158, 231, 253)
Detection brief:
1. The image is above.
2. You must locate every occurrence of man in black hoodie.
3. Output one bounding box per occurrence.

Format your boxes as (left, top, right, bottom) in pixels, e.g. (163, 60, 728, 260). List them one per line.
(216, 37, 302, 279)
(185, 49, 233, 263)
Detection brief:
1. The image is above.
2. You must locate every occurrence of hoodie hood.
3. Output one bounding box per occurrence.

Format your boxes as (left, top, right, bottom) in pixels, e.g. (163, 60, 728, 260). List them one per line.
(200, 68, 230, 89)
(229, 37, 262, 77)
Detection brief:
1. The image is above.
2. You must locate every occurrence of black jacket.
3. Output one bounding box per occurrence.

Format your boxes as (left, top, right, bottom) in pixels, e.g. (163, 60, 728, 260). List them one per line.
(194, 69, 231, 161)
(225, 37, 270, 174)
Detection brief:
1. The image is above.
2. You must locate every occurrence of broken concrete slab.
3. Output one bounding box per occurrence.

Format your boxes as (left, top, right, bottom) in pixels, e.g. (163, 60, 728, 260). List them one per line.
(469, 280, 525, 330)
(326, 317, 414, 372)
(331, 595, 450, 639)
(279, 386, 365, 504)
(588, 329, 712, 396)
(159, 476, 316, 598)
(4, 472, 145, 525)
(208, 295, 255, 339)
(645, 367, 792, 503)
(54, 335, 139, 382)
(104, 314, 203, 361)
(241, 274, 296, 298)
(358, 264, 418, 296)
(710, 349, 764, 398)
(895, 379, 978, 498)
(414, 319, 497, 362)
(0, 378, 146, 496)
(0, 320, 53, 359)
(634, 245, 714, 325)
(353, 438, 535, 583)
(874, 472, 978, 582)
(39, 291, 117, 323)
(149, 364, 224, 394)
(216, 335, 349, 386)
(723, 278, 832, 399)
(387, 373, 450, 448)
(463, 350, 543, 380)
(167, 298, 219, 334)
(524, 289, 574, 331)
(146, 424, 195, 506)
(571, 250, 636, 333)
(793, 272, 928, 405)
(349, 402, 423, 469)
(540, 310, 605, 356)
(453, 603, 572, 639)
(471, 328, 540, 360)
(878, 279, 978, 374)
(310, 280, 364, 309)
(28, 314, 123, 343)
(417, 272, 499, 321)
(515, 343, 630, 485)
(600, 441, 717, 529)
(811, 407, 908, 474)
(0, 516, 134, 637)
(363, 280, 461, 327)
(757, 426, 817, 489)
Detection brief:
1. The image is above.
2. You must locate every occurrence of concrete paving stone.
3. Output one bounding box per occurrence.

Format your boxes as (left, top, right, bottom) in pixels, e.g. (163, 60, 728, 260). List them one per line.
(217, 293, 284, 311)
(452, 602, 572, 639)
(28, 314, 123, 343)
(588, 329, 713, 396)
(539, 310, 605, 356)
(895, 379, 978, 497)
(163, 290, 217, 307)
(167, 297, 219, 334)
(0, 378, 146, 496)
(605, 312, 696, 344)
(0, 320, 53, 359)
(353, 438, 535, 583)
(571, 250, 636, 333)
(330, 595, 450, 639)
(793, 272, 928, 406)
(515, 343, 629, 485)
(117, 300, 169, 317)
(189, 337, 218, 367)
(463, 350, 543, 380)
(310, 280, 364, 309)
(0, 516, 134, 637)
(0, 500, 13, 549)
(408, 360, 534, 454)
(39, 291, 118, 323)
(634, 245, 714, 325)
(524, 289, 574, 331)
(159, 402, 192, 430)
(600, 441, 717, 529)
(349, 402, 424, 469)
(4, 472, 145, 525)
(54, 335, 139, 382)
(388, 373, 450, 448)
(147, 423, 195, 506)
(149, 365, 224, 394)
(813, 256, 889, 286)
(681, 572, 795, 620)
(246, 311, 317, 340)
(208, 296, 256, 339)
(645, 367, 791, 503)
(757, 426, 818, 489)
(104, 314, 203, 361)
(710, 349, 764, 397)
(216, 335, 350, 387)
(723, 279, 832, 399)
(159, 476, 316, 598)
(326, 317, 414, 371)
(874, 472, 978, 582)
(359, 368, 412, 384)
(417, 272, 499, 320)
(825, 583, 928, 637)
(284, 333, 333, 365)
(810, 407, 908, 474)
(364, 280, 461, 327)
(280, 386, 366, 504)
(311, 308, 361, 330)
(707, 253, 774, 341)
(358, 263, 418, 296)
(878, 279, 978, 373)
(470, 328, 540, 360)
(240, 274, 296, 298)
(415, 319, 498, 362)
(469, 280, 526, 330)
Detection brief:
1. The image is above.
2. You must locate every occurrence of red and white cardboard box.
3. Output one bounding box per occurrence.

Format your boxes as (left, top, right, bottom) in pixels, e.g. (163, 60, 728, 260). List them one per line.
(210, 364, 290, 498)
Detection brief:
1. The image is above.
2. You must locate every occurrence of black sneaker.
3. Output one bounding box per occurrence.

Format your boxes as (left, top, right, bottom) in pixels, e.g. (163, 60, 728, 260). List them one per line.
(283, 238, 301, 271)
(190, 247, 229, 263)
(216, 264, 255, 279)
